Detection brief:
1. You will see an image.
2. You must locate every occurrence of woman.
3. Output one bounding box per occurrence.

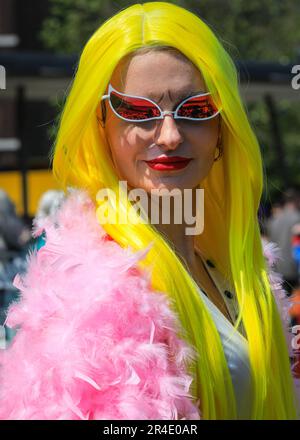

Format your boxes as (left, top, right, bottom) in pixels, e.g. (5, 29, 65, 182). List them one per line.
(0, 2, 299, 420)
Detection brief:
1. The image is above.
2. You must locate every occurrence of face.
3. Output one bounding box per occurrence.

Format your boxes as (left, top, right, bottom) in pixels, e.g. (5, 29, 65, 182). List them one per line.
(98, 49, 220, 193)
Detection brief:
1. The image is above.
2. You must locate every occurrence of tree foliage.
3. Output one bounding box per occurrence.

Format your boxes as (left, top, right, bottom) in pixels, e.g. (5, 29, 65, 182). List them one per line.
(41, 0, 300, 61)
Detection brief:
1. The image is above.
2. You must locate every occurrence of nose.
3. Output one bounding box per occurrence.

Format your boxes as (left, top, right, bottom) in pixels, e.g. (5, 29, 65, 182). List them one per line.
(155, 113, 184, 150)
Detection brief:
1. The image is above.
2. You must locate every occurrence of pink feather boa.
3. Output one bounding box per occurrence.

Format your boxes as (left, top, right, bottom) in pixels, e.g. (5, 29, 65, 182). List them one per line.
(0, 190, 298, 418)
(0, 190, 199, 420)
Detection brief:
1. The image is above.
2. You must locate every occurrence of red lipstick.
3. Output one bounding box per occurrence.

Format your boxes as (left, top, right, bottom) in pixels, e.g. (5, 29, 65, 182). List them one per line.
(144, 156, 192, 171)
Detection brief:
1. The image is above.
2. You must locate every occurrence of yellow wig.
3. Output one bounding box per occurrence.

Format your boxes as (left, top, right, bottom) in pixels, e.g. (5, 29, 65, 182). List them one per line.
(52, 2, 299, 419)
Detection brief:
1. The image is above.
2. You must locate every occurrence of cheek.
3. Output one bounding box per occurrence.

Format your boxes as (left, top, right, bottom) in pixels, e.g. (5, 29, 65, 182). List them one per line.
(106, 124, 149, 180)
(186, 123, 219, 180)
(189, 123, 218, 158)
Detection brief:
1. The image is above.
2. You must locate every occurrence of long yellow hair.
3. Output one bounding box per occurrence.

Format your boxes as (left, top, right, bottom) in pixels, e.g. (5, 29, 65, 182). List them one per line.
(52, 2, 299, 419)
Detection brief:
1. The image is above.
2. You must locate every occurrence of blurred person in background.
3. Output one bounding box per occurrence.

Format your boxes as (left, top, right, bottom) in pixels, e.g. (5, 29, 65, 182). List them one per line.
(0, 190, 31, 345)
(32, 190, 66, 250)
(267, 189, 300, 295)
(0, 190, 31, 255)
(289, 222, 300, 380)
(0, 189, 65, 346)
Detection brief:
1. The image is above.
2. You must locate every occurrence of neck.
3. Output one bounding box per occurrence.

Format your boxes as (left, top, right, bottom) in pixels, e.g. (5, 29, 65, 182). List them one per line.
(147, 187, 200, 268)
(155, 221, 196, 263)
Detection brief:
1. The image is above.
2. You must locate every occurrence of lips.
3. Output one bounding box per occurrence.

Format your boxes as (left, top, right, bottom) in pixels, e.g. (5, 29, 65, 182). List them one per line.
(147, 156, 191, 163)
(144, 156, 192, 171)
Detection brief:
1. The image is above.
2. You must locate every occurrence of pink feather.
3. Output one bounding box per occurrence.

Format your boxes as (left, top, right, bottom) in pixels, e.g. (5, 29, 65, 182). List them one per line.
(0, 190, 199, 420)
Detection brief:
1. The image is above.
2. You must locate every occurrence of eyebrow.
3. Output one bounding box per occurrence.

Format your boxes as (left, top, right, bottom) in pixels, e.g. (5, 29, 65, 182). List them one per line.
(172, 90, 206, 100)
(149, 89, 206, 104)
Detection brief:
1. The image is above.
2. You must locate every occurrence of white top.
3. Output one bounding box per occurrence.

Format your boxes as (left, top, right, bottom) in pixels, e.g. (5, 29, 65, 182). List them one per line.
(194, 250, 253, 419)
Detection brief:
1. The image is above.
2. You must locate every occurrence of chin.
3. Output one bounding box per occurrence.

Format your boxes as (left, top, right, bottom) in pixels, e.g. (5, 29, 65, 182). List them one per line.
(143, 181, 195, 194)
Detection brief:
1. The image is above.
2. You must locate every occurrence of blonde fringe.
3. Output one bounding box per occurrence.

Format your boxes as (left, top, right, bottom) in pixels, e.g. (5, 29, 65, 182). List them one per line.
(52, 2, 298, 419)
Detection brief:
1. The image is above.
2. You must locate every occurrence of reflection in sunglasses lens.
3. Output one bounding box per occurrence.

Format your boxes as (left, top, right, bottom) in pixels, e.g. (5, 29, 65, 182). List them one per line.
(177, 96, 217, 119)
(111, 92, 160, 120)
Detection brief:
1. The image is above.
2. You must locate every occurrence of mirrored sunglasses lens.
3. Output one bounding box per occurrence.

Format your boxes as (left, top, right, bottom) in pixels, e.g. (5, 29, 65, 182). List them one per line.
(177, 95, 218, 119)
(110, 92, 160, 120)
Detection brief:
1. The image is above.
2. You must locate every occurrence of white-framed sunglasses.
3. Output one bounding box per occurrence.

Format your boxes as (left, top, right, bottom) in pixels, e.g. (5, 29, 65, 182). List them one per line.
(101, 83, 221, 123)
